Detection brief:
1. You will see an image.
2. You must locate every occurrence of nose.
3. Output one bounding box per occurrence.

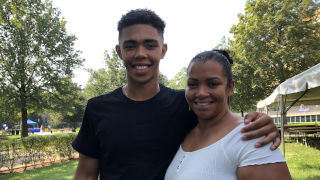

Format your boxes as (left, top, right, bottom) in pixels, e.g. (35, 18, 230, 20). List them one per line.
(195, 85, 209, 98)
(134, 46, 147, 59)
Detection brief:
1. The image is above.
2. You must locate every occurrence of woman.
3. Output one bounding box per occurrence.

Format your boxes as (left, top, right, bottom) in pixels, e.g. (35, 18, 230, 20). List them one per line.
(165, 50, 291, 180)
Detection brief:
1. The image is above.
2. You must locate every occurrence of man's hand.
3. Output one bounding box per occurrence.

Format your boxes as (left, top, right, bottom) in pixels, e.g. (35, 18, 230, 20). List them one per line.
(241, 112, 280, 150)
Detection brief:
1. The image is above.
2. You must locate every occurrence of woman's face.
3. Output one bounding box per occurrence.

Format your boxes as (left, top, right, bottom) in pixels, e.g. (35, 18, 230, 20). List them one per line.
(186, 60, 234, 120)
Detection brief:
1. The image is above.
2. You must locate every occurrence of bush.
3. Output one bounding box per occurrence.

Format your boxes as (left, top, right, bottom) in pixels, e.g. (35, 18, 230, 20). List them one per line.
(0, 133, 77, 172)
(287, 136, 320, 150)
(1, 139, 21, 173)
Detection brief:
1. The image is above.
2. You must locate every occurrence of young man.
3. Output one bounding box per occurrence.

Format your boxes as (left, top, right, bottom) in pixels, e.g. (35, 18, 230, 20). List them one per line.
(73, 9, 280, 180)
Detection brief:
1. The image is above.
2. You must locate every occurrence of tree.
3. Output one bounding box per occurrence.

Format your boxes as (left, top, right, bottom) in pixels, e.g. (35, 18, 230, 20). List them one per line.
(158, 72, 169, 86)
(84, 50, 127, 99)
(48, 78, 85, 129)
(215, 36, 232, 50)
(0, 89, 20, 125)
(231, 60, 263, 116)
(167, 67, 187, 90)
(0, 0, 83, 137)
(230, 0, 320, 107)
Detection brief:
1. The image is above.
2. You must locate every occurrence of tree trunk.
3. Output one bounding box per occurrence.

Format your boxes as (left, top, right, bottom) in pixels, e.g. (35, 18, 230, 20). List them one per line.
(241, 110, 244, 117)
(20, 83, 28, 137)
(21, 107, 28, 137)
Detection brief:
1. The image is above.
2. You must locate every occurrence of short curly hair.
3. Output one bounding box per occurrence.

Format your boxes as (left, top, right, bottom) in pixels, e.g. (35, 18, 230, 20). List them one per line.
(117, 9, 166, 39)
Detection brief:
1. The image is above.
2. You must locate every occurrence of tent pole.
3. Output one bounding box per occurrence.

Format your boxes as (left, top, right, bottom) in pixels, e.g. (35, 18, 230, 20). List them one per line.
(284, 88, 309, 113)
(280, 95, 285, 157)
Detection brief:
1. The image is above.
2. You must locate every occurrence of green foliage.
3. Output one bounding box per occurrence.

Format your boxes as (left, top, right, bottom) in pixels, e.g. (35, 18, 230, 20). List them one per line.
(288, 136, 320, 149)
(47, 112, 64, 128)
(84, 50, 127, 99)
(214, 36, 232, 50)
(167, 67, 187, 90)
(0, 133, 77, 173)
(0, 0, 84, 137)
(1, 139, 21, 173)
(231, 59, 262, 114)
(51, 133, 77, 160)
(0, 91, 20, 125)
(48, 78, 86, 129)
(230, 0, 320, 110)
(158, 72, 169, 86)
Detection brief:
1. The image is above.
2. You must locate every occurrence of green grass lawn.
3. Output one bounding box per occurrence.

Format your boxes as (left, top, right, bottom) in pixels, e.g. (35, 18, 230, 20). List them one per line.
(1, 142, 319, 180)
(284, 143, 320, 180)
(0, 161, 78, 180)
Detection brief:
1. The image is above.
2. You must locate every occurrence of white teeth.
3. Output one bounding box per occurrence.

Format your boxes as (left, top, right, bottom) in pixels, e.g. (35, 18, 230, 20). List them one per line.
(197, 102, 210, 106)
(135, 66, 148, 69)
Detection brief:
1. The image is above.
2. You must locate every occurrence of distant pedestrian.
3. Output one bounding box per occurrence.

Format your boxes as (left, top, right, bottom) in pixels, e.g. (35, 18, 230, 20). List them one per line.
(40, 125, 45, 132)
(48, 125, 52, 134)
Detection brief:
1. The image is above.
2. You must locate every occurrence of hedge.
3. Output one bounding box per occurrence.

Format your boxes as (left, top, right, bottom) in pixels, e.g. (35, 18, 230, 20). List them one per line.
(0, 133, 77, 173)
(287, 136, 320, 150)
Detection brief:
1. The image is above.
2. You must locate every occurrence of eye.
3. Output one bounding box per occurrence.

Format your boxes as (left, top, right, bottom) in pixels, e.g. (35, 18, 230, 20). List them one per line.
(187, 82, 198, 88)
(145, 43, 157, 49)
(208, 82, 218, 88)
(124, 44, 135, 50)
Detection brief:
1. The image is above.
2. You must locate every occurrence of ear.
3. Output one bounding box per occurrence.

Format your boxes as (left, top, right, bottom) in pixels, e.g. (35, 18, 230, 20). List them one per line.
(160, 43, 168, 59)
(227, 80, 235, 96)
(115, 45, 122, 59)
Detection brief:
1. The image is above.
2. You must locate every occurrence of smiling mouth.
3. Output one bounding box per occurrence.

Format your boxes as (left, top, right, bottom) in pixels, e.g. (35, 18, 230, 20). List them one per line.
(134, 65, 149, 70)
(195, 101, 213, 106)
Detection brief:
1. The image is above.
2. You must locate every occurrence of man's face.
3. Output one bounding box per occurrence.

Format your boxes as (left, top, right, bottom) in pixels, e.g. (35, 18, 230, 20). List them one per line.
(116, 24, 167, 85)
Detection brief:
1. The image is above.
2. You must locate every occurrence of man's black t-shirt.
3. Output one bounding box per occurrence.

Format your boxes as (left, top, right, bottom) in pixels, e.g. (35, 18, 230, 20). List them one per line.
(72, 84, 196, 179)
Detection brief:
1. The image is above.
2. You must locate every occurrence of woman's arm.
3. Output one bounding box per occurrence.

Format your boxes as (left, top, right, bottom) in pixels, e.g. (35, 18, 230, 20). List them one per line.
(237, 162, 291, 180)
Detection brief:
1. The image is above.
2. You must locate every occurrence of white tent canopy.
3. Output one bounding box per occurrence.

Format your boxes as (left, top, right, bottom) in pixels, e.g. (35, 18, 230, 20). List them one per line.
(257, 62, 320, 109)
(256, 62, 320, 157)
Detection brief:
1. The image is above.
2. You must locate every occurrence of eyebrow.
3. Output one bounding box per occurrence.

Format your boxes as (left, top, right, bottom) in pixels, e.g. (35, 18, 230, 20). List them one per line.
(144, 39, 159, 43)
(123, 39, 159, 44)
(123, 40, 137, 44)
(188, 77, 220, 81)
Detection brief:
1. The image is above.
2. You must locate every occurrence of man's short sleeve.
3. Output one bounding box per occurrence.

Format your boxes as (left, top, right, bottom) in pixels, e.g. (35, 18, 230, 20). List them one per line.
(72, 101, 100, 158)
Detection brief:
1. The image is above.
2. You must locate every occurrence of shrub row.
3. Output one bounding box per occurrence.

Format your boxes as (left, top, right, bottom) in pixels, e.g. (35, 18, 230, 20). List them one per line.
(287, 136, 320, 150)
(0, 133, 77, 173)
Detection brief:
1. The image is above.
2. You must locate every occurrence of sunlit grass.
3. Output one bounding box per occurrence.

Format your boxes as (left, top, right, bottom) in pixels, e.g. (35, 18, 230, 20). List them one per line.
(282, 143, 320, 180)
(0, 161, 78, 180)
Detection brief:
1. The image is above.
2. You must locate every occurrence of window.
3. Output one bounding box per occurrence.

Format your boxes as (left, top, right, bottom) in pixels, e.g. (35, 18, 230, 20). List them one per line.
(311, 115, 316, 122)
(301, 116, 305, 123)
(273, 117, 281, 124)
(306, 116, 310, 122)
(291, 116, 296, 123)
(296, 116, 301, 123)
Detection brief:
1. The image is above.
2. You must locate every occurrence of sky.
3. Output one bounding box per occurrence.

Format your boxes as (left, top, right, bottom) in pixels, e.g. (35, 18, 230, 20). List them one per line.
(51, 0, 247, 87)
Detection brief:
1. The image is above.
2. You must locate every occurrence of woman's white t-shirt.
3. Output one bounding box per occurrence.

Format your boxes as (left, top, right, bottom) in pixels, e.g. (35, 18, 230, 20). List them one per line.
(165, 123, 285, 180)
